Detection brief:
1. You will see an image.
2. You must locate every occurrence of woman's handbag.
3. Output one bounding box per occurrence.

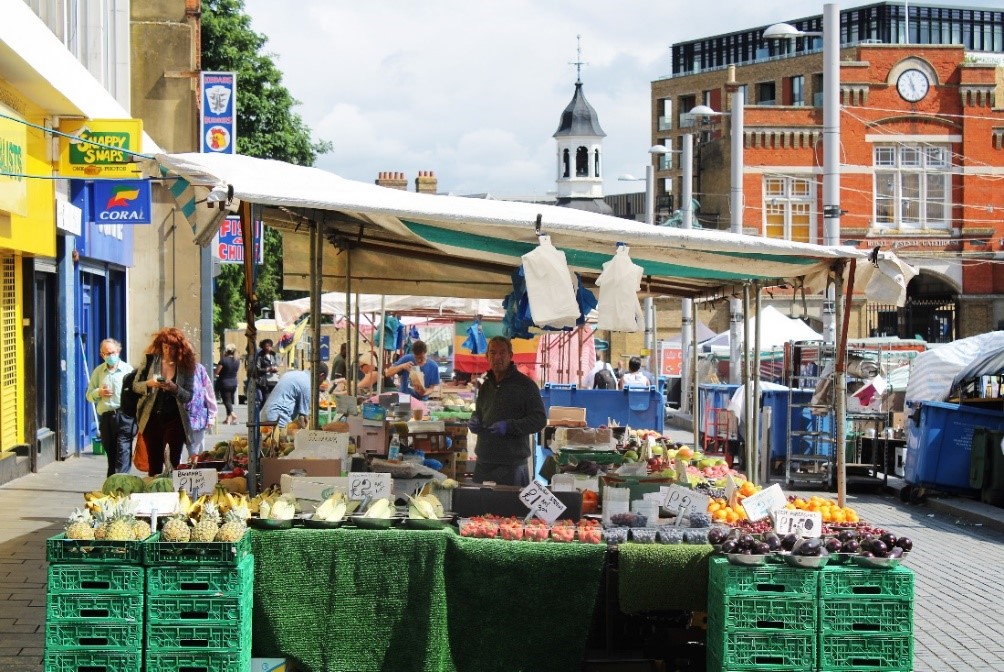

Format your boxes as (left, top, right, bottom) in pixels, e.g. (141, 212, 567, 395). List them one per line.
(133, 432, 149, 472)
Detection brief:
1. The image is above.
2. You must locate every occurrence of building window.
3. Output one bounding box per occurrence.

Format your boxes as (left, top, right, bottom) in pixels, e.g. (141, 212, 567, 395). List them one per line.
(576, 146, 589, 177)
(811, 73, 824, 107)
(790, 75, 804, 106)
(763, 176, 814, 242)
(756, 81, 776, 105)
(874, 144, 951, 231)
(658, 98, 673, 131)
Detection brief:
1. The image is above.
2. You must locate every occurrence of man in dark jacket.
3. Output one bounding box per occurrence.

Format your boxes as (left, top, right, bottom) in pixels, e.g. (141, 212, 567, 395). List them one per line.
(468, 336, 547, 486)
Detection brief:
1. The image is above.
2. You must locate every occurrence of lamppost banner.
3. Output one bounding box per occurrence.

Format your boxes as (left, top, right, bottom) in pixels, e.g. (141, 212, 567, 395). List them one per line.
(200, 72, 236, 154)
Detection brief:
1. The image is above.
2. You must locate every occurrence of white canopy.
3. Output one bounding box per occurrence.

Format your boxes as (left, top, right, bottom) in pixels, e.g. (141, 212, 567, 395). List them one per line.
(702, 305, 823, 354)
(905, 332, 1004, 405)
(273, 292, 504, 330)
(145, 152, 917, 304)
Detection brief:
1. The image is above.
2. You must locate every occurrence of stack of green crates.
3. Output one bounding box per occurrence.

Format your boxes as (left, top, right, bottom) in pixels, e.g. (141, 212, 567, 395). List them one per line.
(818, 564, 914, 672)
(142, 532, 254, 672)
(43, 535, 147, 672)
(707, 556, 818, 671)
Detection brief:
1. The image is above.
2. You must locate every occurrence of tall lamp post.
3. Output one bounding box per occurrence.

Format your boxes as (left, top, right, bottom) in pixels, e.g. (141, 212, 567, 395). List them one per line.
(764, 3, 847, 505)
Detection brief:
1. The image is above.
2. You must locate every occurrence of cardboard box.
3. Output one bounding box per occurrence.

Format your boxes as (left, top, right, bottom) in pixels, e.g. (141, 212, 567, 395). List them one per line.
(261, 458, 342, 489)
(547, 406, 586, 426)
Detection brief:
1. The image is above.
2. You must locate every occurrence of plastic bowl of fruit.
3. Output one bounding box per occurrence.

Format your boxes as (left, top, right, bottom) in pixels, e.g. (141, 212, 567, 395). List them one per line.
(247, 516, 294, 530)
(852, 554, 904, 569)
(784, 553, 829, 569)
(348, 514, 400, 530)
(727, 553, 767, 566)
(301, 514, 344, 530)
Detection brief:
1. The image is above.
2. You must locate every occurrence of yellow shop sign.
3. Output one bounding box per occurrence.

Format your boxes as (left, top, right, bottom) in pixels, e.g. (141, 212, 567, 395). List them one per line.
(0, 103, 27, 216)
(58, 119, 142, 178)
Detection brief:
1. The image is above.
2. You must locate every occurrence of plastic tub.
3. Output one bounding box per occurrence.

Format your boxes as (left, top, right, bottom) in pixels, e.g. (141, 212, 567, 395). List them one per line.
(541, 385, 665, 433)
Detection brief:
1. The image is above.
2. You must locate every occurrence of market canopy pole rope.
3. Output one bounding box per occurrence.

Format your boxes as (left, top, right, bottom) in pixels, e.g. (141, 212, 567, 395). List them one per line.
(241, 200, 261, 498)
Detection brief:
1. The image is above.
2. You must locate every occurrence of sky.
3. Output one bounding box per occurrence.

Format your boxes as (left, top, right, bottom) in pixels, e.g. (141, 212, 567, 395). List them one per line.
(242, 0, 1001, 198)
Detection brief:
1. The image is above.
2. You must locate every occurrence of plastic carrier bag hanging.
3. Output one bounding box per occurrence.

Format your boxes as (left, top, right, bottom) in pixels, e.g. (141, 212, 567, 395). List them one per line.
(596, 244, 644, 332)
(520, 234, 579, 330)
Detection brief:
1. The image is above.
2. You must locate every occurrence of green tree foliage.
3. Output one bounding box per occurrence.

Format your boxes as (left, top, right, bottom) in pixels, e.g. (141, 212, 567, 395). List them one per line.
(201, 0, 332, 342)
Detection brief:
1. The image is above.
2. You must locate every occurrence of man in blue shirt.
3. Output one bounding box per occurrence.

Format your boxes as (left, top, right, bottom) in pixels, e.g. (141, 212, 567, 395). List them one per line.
(386, 340, 441, 400)
(262, 363, 327, 428)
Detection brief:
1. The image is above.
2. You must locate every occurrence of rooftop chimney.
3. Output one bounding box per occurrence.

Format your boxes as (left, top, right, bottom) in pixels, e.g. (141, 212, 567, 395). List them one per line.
(415, 170, 438, 194)
(375, 171, 408, 190)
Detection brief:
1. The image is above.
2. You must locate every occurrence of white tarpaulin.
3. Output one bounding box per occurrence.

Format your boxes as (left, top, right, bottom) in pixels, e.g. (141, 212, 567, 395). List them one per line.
(144, 152, 917, 304)
(905, 332, 1004, 405)
(273, 293, 504, 330)
(702, 305, 823, 354)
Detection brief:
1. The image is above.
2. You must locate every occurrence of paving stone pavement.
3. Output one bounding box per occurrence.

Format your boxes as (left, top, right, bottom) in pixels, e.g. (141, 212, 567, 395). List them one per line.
(4, 418, 1003, 671)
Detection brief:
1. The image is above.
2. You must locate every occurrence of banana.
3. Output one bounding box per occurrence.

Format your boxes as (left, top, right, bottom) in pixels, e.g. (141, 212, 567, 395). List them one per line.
(178, 489, 193, 517)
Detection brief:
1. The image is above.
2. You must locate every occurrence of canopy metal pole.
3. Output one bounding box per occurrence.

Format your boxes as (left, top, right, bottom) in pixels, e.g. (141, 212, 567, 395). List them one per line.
(309, 218, 323, 429)
(346, 250, 354, 396)
(377, 296, 387, 395)
(743, 284, 754, 479)
(752, 283, 763, 485)
(241, 201, 260, 498)
(691, 300, 700, 451)
(834, 260, 855, 507)
(354, 295, 362, 398)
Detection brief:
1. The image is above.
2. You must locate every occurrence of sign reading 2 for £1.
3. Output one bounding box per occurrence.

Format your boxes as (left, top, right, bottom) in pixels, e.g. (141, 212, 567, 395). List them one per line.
(59, 119, 143, 178)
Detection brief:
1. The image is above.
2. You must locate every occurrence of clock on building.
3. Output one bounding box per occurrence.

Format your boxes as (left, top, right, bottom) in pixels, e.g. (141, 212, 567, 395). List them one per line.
(896, 68, 929, 102)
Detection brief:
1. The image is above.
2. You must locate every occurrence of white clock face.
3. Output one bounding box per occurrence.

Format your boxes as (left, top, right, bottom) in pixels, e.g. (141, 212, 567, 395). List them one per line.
(897, 69, 929, 102)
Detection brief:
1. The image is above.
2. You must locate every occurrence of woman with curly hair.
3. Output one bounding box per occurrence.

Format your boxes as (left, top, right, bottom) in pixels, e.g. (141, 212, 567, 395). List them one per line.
(132, 327, 197, 476)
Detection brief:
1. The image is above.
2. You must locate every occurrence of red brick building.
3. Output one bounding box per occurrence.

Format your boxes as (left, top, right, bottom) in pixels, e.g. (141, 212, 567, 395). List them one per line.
(652, 4, 1004, 341)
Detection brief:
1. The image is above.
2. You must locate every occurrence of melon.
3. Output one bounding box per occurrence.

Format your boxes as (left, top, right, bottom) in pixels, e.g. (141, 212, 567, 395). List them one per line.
(101, 474, 146, 496)
(145, 477, 175, 493)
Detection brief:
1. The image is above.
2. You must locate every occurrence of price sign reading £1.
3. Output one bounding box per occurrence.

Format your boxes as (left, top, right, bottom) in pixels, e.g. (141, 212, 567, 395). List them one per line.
(772, 509, 822, 538)
(348, 472, 392, 501)
(518, 481, 566, 524)
(171, 469, 218, 498)
(660, 484, 711, 516)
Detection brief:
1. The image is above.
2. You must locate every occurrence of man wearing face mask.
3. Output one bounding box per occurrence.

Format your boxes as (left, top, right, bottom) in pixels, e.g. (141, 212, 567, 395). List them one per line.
(86, 338, 135, 476)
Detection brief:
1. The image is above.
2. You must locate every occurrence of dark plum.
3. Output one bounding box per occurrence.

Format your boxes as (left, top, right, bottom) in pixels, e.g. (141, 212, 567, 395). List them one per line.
(838, 529, 859, 542)
(781, 533, 799, 551)
(871, 540, 889, 557)
(841, 539, 860, 553)
(824, 537, 843, 553)
(721, 539, 739, 554)
(796, 537, 822, 556)
(707, 528, 728, 545)
(753, 541, 772, 555)
(860, 550, 875, 557)
(738, 534, 756, 550)
(764, 533, 782, 551)
(880, 532, 898, 548)
(895, 537, 913, 552)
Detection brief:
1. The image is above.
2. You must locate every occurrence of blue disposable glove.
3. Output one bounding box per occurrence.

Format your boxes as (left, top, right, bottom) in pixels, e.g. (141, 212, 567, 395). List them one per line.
(489, 420, 508, 437)
(467, 416, 483, 434)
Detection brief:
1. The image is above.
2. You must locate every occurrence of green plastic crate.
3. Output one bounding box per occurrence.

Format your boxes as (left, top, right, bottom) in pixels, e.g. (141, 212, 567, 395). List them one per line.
(709, 556, 819, 598)
(46, 592, 143, 622)
(819, 565, 914, 600)
(707, 648, 814, 672)
(46, 533, 146, 565)
(819, 599, 913, 636)
(707, 627, 816, 669)
(145, 613, 252, 651)
(145, 591, 251, 623)
(818, 634, 913, 670)
(146, 554, 253, 596)
(44, 620, 142, 650)
(47, 563, 145, 594)
(144, 648, 250, 672)
(43, 649, 142, 672)
(707, 594, 816, 632)
(142, 530, 251, 566)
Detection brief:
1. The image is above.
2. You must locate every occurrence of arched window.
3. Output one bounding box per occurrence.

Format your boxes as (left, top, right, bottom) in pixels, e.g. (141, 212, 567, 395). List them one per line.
(576, 146, 589, 177)
(562, 149, 570, 178)
(594, 149, 601, 177)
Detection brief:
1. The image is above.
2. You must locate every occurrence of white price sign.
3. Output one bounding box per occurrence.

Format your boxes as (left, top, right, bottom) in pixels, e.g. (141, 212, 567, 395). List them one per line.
(772, 509, 822, 538)
(347, 472, 392, 501)
(660, 484, 710, 516)
(738, 483, 788, 522)
(724, 474, 739, 508)
(172, 468, 218, 497)
(518, 481, 567, 524)
(129, 492, 179, 517)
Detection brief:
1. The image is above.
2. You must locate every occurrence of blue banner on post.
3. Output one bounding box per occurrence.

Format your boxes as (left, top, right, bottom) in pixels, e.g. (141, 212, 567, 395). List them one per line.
(200, 71, 236, 154)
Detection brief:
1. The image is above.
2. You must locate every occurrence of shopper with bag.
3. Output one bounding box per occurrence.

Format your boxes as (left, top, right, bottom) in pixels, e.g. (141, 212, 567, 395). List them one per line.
(132, 327, 196, 477)
(186, 362, 218, 461)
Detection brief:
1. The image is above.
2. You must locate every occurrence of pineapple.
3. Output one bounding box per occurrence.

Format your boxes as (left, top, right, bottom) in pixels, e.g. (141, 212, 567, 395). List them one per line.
(215, 505, 249, 542)
(131, 518, 152, 540)
(191, 502, 221, 543)
(65, 508, 95, 541)
(161, 513, 191, 543)
(91, 500, 115, 540)
(104, 502, 136, 541)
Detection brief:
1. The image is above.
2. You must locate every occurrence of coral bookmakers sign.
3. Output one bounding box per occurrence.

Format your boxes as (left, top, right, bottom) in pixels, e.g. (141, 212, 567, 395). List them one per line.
(58, 119, 143, 178)
(92, 180, 152, 224)
(200, 71, 236, 154)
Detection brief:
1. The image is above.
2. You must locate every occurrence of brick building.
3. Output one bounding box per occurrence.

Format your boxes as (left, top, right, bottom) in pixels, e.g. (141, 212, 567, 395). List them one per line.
(652, 2, 1004, 342)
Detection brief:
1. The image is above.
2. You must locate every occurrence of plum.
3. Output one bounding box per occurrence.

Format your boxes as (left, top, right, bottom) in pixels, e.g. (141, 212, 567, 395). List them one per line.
(841, 539, 860, 553)
(707, 528, 729, 545)
(871, 540, 889, 557)
(721, 539, 739, 554)
(738, 534, 756, 550)
(764, 532, 782, 551)
(880, 532, 898, 549)
(824, 537, 843, 553)
(781, 533, 799, 551)
(895, 537, 913, 552)
(753, 541, 772, 555)
(838, 529, 859, 542)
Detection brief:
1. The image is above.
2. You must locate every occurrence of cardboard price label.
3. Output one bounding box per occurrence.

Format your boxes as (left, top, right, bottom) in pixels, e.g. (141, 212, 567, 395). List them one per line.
(172, 468, 218, 497)
(129, 492, 179, 517)
(773, 509, 822, 538)
(738, 483, 787, 521)
(519, 481, 566, 524)
(724, 474, 740, 508)
(660, 484, 710, 516)
(347, 472, 392, 500)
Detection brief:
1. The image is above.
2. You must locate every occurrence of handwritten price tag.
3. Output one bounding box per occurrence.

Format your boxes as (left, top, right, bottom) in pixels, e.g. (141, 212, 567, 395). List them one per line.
(661, 484, 710, 516)
(172, 469, 218, 498)
(518, 481, 566, 524)
(738, 483, 787, 521)
(772, 509, 822, 538)
(347, 472, 392, 500)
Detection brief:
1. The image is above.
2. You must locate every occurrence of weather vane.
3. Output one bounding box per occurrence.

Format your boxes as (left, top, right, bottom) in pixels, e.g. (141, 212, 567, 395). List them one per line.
(569, 34, 588, 83)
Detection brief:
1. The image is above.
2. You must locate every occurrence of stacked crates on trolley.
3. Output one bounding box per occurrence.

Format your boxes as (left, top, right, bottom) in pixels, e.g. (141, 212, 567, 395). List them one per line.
(706, 556, 818, 672)
(43, 535, 147, 672)
(142, 532, 254, 672)
(818, 564, 914, 672)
